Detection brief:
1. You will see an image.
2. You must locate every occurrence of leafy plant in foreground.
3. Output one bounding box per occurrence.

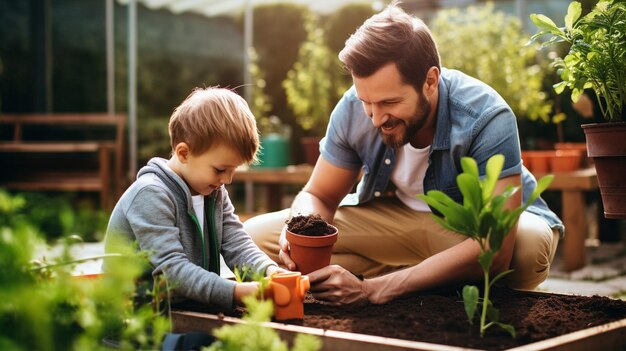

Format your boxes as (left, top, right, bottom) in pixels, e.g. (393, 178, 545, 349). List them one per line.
(0, 189, 170, 350)
(418, 155, 553, 337)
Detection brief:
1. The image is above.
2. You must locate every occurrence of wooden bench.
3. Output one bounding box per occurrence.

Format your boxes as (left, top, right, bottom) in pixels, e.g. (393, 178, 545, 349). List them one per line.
(232, 165, 599, 272)
(0, 114, 126, 209)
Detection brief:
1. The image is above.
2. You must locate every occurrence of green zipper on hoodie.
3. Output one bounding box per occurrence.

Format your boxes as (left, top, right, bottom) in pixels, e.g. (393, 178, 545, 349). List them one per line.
(188, 195, 219, 275)
(188, 211, 207, 269)
(207, 195, 219, 275)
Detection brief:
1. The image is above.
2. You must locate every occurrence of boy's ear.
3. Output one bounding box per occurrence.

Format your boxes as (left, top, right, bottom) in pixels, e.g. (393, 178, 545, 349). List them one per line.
(174, 142, 191, 163)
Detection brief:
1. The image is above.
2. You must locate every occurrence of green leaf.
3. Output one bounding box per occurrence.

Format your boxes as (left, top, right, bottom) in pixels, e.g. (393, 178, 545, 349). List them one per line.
(478, 251, 494, 272)
(571, 87, 583, 102)
(495, 322, 516, 338)
(529, 14, 560, 33)
(482, 155, 504, 203)
(419, 191, 474, 234)
(486, 304, 500, 322)
(457, 173, 482, 213)
(462, 285, 479, 324)
(553, 81, 568, 94)
(489, 227, 505, 252)
(461, 157, 479, 178)
(565, 2, 582, 31)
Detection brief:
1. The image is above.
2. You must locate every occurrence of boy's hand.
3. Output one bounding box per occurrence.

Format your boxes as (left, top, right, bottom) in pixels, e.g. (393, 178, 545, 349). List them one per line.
(233, 282, 259, 306)
(278, 224, 297, 271)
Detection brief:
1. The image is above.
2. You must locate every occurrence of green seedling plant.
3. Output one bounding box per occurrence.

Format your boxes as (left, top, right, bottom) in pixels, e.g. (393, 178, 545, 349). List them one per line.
(233, 265, 272, 301)
(418, 155, 553, 338)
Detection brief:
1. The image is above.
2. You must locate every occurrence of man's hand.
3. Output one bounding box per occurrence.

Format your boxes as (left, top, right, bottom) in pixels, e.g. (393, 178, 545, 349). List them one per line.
(278, 224, 297, 271)
(307, 265, 370, 305)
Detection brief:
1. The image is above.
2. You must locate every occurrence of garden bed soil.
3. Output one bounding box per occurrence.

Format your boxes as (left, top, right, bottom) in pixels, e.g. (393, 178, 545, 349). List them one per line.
(173, 287, 626, 351)
(302, 287, 626, 350)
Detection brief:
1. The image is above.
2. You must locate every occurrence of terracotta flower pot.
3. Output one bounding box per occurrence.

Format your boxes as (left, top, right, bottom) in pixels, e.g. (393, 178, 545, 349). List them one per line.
(266, 272, 310, 321)
(551, 149, 583, 172)
(582, 122, 626, 219)
(555, 142, 592, 167)
(286, 225, 338, 275)
(522, 150, 553, 174)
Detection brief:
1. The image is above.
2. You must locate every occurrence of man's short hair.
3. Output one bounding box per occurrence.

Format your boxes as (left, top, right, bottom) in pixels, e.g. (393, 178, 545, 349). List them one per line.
(339, 1, 441, 92)
(168, 87, 259, 164)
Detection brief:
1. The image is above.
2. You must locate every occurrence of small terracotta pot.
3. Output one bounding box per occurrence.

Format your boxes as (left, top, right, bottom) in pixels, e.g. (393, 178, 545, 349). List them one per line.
(551, 150, 583, 172)
(286, 225, 338, 275)
(532, 151, 554, 174)
(555, 142, 592, 167)
(266, 272, 310, 321)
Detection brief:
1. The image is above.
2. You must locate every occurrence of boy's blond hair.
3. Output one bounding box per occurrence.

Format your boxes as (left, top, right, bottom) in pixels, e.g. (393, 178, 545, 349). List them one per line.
(169, 87, 259, 164)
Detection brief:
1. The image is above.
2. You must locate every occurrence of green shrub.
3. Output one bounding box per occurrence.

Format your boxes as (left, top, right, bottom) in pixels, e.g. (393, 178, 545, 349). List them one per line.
(283, 13, 348, 137)
(17, 191, 108, 242)
(249, 4, 309, 126)
(0, 189, 169, 350)
(430, 3, 554, 123)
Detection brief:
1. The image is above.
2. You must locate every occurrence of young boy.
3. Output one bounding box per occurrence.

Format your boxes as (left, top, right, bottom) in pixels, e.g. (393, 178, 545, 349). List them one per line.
(104, 87, 282, 309)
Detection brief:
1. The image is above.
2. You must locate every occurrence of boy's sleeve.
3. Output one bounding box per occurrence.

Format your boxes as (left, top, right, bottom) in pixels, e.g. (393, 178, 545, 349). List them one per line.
(219, 188, 277, 276)
(125, 185, 237, 309)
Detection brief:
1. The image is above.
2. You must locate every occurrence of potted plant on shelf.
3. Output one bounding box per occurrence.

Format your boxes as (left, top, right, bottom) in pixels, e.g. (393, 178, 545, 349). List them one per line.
(531, 0, 626, 218)
(285, 213, 338, 274)
(282, 13, 348, 166)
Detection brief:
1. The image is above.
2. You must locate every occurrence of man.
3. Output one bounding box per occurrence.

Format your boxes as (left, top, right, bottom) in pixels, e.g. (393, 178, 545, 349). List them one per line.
(244, 2, 562, 305)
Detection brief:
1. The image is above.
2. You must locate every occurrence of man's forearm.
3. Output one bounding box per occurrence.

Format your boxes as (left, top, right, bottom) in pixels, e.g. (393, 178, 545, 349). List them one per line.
(365, 239, 485, 304)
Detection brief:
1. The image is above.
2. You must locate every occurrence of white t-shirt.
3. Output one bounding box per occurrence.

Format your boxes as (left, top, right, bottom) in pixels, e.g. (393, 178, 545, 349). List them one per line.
(391, 143, 432, 212)
(192, 195, 205, 232)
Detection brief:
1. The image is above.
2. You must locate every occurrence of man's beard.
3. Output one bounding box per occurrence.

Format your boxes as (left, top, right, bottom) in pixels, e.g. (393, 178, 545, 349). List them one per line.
(380, 94, 431, 148)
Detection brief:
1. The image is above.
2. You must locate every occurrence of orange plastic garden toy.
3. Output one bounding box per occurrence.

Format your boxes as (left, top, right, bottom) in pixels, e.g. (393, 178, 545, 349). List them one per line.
(267, 272, 310, 321)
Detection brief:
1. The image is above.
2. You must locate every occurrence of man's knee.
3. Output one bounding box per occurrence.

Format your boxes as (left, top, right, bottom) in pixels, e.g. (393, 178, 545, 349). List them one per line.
(506, 213, 560, 290)
(243, 209, 289, 255)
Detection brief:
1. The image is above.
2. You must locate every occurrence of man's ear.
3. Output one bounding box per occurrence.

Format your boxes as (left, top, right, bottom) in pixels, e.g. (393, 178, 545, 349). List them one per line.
(174, 142, 191, 163)
(423, 66, 440, 97)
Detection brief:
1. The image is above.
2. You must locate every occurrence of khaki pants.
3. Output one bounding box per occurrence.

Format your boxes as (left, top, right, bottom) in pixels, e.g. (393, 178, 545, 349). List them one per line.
(244, 197, 560, 290)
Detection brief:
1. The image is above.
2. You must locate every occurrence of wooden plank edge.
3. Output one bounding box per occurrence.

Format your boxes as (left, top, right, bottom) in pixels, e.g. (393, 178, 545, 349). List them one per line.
(171, 310, 482, 351)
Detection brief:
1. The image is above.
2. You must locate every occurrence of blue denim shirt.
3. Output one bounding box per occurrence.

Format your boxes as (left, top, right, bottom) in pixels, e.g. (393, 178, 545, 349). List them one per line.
(320, 68, 564, 236)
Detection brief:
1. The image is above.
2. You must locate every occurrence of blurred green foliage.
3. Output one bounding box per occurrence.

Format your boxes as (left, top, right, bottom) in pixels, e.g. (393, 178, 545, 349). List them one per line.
(324, 3, 376, 89)
(431, 3, 555, 123)
(249, 4, 309, 130)
(15, 191, 109, 243)
(283, 13, 348, 137)
(0, 189, 169, 350)
(208, 296, 321, 351)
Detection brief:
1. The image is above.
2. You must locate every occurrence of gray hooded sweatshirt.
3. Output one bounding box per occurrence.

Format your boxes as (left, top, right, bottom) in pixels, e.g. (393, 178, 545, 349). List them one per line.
(104, 157, 276, 309)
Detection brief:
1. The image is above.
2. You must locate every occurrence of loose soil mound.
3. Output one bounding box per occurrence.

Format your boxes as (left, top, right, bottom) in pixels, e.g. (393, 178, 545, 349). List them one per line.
(286, 214, 335, 236)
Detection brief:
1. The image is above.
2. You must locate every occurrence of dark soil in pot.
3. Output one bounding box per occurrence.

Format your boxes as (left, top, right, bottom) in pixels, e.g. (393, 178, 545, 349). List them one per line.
(300, 286, 626, 350)
(286, 214, 335, 236)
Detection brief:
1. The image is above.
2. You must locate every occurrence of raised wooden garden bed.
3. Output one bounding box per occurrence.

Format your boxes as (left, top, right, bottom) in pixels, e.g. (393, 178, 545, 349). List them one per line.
(171, 288, 626, 351)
